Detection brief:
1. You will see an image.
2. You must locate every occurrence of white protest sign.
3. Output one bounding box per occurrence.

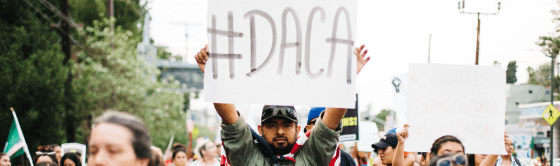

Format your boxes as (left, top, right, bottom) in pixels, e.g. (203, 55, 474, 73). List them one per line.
(404, 64, 507, 155)
(205, 0, 358, 108)
(391, 74, 408, 128)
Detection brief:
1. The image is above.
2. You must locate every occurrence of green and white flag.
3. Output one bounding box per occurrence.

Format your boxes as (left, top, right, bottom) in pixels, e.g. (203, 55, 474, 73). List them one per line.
(3, 109, 34, 166)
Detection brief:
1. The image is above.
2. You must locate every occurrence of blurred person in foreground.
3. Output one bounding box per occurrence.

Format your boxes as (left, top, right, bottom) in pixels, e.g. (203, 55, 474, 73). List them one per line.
(88, 111, 151, 166)
(60, 153, 81, 166)
(306, 107, 356, 166)
(195, 43, 370, 166)
(191, 139, 219, 166)
(0, 153, 11, 166)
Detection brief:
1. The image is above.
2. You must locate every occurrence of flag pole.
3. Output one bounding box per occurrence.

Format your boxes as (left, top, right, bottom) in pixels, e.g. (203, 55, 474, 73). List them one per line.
(10, 107, 34, 166)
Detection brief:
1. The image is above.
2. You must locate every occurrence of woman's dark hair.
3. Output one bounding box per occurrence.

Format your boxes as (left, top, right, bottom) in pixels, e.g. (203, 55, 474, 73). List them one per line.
(36, 162, 58, 166)
(0, 152, 6, 158)
(430, 135, 465, 156)
(198, 141, 210, 159)
(94, 111, 152, 159)
(60, 153, 81, 166)
(467, 154, 475, 166)
(33, 145, 58, 165)
(172, 143, 187, 152)
(172, 149, 187, 161)
(149, 152, 166, 166)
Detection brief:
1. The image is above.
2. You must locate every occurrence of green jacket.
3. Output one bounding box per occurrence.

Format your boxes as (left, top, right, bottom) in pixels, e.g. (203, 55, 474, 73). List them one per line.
(221, 112, 343, 166)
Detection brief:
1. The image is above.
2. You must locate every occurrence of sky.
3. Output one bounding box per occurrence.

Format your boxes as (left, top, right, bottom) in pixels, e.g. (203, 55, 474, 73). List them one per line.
(147, 0, 559, 117)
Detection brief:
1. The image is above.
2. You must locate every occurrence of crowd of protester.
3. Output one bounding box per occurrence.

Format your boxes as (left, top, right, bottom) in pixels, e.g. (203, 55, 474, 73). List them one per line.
(1, 103, 552, 166)
(1, 44, 552, 166)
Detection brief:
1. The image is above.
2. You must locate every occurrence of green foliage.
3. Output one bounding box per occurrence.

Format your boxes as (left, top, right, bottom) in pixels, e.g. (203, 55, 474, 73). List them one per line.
(527, 63, 560, 93)
(506, 61, 517, 84)
(0, 0, 70, 158)
(0, 0, 185, 160)
(374, 109, 393, 131)
(70, 0, 141, 34)
(536, 36, 560, 58)
(72, 18, 186, 149)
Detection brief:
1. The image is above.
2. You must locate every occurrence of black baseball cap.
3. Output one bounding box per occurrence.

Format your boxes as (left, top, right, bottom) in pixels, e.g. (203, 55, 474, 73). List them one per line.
(372, 133, 399, 151)
(261, 105, 298, 123)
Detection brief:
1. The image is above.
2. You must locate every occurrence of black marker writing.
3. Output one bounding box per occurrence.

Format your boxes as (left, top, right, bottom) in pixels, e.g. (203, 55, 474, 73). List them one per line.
(326, 7, 354, 84)
(278, 7, 302, 75)
(304, 6, 326, 79)
(207, 13, 243, 79)
(245, 10, 277, 77)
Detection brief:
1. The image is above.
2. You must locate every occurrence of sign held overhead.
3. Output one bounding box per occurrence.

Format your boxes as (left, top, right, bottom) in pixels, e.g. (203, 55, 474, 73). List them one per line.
(205, 0, 358, 108)
(405, 64, 507, 155)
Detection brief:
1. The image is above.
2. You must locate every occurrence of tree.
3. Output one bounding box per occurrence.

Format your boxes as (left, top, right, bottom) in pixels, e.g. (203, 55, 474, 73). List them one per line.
(0, 0, 70, 162)
(527, 63, 560, 91)
(374, 109, 394, 131)
(69, 0, 142, 34)
(72, 18, 187, 149)
(506, 61, 517, 84)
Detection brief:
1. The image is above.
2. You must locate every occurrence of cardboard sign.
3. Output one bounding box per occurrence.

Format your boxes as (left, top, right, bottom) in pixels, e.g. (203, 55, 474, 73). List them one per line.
(404, 64, 507, 155)
(341, 94, 359, 141)
(357, 121, 379, 152)
(205, 0, 358, 108)
(391, 74, 409, 128)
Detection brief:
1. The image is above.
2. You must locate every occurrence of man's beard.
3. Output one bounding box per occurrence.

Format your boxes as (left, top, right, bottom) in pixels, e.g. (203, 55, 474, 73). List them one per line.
(263, 135, 296, 155)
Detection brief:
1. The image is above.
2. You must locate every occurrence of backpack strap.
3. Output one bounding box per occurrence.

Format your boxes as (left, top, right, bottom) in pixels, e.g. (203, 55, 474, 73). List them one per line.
(514, 157, 521, 166)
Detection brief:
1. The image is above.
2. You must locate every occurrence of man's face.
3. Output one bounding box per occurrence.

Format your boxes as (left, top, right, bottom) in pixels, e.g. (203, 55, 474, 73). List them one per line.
(305, 118, 318, 132)
(378, 146, 396, 165)
(504, 138, 514, 155)
(259, 117, 301, 155)
(53, 146, 62, 162)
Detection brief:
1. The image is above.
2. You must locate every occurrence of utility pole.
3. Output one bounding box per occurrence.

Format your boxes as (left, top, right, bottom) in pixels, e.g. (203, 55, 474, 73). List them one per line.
(170, 22, 204, 58)
(107, 0, 114, 32)
(60, 0, 76, 143)
(551, 56, 556, 166)
(428, 34, 432, 63)
(458, 0, 501, 65)
(544, 51, 558, 166)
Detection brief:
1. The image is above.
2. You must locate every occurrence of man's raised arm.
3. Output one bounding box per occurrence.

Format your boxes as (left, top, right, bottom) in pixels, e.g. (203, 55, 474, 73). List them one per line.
(322, 44, 370, 130)
(195, 44, 239, 125)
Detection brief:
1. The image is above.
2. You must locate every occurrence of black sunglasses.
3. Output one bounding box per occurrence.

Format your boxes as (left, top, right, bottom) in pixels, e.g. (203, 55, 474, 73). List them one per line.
(436, 154, 468, 166)
(262, 106, 297, 120)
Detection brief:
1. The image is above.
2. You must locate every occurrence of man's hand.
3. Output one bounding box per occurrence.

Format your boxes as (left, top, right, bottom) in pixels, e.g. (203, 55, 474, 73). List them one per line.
(355, 44, 370, 74)
(394, 124, 410, 166)
(323, 44, 370, 130)
(193, 44, 238, 125)
(194, 44, 209, 73)
(397, 124, 409, 144)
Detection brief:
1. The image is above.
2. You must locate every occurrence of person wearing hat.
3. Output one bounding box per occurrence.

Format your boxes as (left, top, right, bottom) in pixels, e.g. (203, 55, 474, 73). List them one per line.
(306, 107, 357, 166)
(371, 132, 417, 166)
(194, 44, 371, 166)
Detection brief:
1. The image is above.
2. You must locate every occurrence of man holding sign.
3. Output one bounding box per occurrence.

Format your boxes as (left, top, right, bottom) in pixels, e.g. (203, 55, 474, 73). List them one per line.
(195, 0, 367, 165)
(194, 43, 368, 165)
